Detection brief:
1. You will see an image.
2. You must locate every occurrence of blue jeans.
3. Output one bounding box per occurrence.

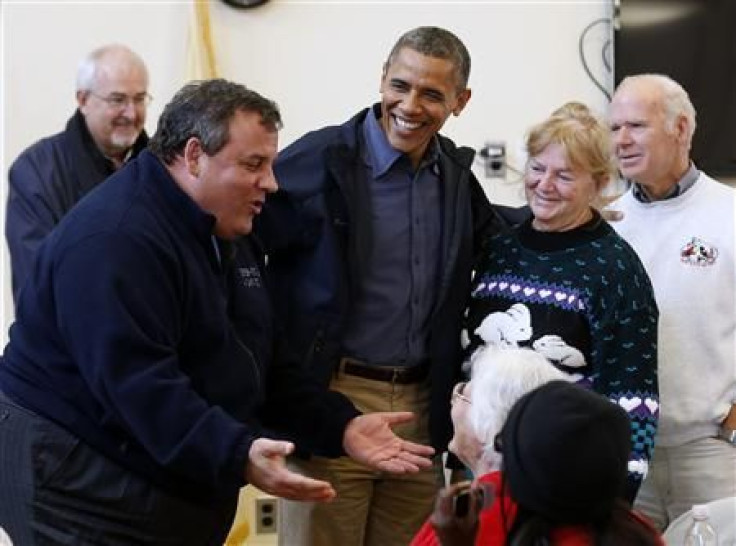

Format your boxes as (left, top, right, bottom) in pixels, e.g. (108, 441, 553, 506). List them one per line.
(0, 391, 237, 545)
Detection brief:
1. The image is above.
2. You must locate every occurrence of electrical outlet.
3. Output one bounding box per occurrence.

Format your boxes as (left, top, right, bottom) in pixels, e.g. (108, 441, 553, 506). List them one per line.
(255, 497, 278, 534)
(479, 141, 506, 179)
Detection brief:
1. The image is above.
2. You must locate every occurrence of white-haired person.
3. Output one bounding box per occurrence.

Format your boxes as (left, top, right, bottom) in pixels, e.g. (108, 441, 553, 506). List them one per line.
(411, 347, 566, 545)
(418, 378, 665, 546)
(6, 44, 150, 305)
(609, 73, 736, 530)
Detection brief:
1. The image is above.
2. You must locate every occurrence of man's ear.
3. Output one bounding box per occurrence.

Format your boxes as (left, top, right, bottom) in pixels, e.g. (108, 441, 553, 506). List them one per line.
(183, 137, 204, 178)
(76, 90, 89, 111)
(675, 114, 690, 145)
(453, 88, 472, 117)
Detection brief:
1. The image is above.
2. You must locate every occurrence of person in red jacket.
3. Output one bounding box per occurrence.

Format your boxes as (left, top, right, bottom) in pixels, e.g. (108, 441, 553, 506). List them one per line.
(417, 378, 665, 545)
(412, 347, 566, 545)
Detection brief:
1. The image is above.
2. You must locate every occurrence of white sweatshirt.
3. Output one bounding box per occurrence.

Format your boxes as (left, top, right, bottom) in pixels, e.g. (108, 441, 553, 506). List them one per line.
(612, 173, 736, 447)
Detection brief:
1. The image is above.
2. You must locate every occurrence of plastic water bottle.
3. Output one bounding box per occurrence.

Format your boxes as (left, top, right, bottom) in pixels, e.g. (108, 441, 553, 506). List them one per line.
(684, 504, 719, 546)
(0, 526, 13, 546)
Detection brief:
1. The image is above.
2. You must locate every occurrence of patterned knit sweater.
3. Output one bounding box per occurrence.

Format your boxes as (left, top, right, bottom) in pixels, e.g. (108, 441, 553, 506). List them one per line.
(464, 212, 659, 500)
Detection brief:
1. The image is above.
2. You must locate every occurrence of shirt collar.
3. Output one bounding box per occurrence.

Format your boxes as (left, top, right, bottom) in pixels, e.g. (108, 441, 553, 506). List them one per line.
(631, 163, 699, 203)
(362, 105, 439, 178)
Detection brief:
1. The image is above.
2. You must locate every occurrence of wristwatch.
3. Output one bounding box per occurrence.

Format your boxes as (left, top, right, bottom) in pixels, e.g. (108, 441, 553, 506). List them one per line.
(718, 425, 736, 445)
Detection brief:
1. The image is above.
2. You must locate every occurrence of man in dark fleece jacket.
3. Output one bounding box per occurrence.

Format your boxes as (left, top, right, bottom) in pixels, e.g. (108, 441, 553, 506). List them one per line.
(0, 79, 433, 546)
(5, 44, 150, 304)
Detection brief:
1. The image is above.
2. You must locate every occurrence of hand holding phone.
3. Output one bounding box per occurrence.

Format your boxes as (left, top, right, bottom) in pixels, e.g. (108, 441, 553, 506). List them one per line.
(453, 482, 489, 517)
(431, 480, 493, 546)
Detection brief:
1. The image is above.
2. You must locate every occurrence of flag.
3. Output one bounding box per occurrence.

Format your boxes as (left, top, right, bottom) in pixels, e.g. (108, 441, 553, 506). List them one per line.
(186, 0, 219, 80)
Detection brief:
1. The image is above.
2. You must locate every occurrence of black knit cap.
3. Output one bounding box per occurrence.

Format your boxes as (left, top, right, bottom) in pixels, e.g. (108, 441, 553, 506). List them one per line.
(500, 380, 631, 524)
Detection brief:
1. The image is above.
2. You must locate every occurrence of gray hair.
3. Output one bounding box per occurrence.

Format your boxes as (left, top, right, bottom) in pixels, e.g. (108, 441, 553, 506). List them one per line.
(467, 348, 567, 468)
(149, 79, 282, 165)
(619, 73, 697, 145)
(76, 44, 148, 92)
(385, 26, 471, 91)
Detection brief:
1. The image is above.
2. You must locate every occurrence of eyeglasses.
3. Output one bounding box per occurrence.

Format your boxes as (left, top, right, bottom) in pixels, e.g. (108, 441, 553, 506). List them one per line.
(88, 91, 152, 110)
(452, 381, 472, 405)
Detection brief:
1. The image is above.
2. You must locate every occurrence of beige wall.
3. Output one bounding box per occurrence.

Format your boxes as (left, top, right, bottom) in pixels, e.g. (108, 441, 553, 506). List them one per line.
(1, 0, 614, 340)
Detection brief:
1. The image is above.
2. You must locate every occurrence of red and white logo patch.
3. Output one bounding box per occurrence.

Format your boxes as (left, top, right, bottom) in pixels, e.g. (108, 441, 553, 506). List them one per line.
(680, 237, 718, 266)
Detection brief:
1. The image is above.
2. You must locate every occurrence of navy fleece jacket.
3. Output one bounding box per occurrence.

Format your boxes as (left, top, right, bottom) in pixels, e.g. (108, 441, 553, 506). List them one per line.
(0, 150, 358, 500)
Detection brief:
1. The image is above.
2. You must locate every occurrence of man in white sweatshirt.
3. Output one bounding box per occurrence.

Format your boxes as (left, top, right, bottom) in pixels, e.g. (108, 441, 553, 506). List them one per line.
(609, 73, 736, 530)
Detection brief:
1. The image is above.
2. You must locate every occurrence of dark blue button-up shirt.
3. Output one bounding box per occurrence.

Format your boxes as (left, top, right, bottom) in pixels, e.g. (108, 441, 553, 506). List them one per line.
(341, 109, 443, 367)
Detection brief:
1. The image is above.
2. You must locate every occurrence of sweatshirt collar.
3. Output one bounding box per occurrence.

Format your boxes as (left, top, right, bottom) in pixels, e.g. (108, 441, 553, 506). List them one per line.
(631, 163, 699, 203)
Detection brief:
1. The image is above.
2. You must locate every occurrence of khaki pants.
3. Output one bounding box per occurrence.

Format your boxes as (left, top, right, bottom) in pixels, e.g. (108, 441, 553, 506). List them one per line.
(278, 370, 442, 546)
(634, 437, 736, 531)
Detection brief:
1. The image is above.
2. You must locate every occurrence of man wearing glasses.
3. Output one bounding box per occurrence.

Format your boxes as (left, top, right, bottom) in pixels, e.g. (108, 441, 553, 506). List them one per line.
(6, 44, 150, 304)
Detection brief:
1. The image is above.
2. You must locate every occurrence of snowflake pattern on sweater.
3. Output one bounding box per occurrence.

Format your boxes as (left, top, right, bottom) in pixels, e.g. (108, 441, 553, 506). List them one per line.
(464, 214, 659, 500)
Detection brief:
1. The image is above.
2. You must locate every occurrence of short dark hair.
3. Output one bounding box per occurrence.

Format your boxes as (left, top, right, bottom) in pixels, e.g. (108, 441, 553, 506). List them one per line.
(149, 79, 282, 165)
(384, 26, 471, 90)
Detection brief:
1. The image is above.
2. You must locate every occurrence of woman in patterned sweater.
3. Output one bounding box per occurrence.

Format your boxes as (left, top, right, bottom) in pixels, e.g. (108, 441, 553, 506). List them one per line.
(463, 102, 659, 501)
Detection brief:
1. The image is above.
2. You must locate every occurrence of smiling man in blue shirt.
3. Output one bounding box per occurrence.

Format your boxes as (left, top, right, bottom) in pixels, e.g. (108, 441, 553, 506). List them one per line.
(257, 26, 502, 546)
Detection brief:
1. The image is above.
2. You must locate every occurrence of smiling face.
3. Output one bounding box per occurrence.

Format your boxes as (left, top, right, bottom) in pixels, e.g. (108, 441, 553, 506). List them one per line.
(77, 51, 148, 161)
(609, 80, 688, 198)
(525, 142, 598, 232)
(379, 47, 470, 169)
(188, 110, 278, 239)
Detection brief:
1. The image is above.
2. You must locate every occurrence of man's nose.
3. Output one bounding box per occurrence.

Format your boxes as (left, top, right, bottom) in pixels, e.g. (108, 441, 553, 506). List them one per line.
(262, 168, 278, 193)
(120, 100, 138, 118)
(615, 125, 632, 145)
(401, 90, 421, 113)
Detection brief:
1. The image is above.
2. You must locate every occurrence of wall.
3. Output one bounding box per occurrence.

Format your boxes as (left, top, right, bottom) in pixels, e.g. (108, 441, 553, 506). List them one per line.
(1, 1, 612, 543)
(1, 0, 192, 343)
(1, 0, 613, 338)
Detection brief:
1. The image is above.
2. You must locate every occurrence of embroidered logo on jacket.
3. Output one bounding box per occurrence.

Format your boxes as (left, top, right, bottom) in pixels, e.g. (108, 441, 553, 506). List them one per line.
(680, 237, 718, 266)
(237, 266, 262, 288)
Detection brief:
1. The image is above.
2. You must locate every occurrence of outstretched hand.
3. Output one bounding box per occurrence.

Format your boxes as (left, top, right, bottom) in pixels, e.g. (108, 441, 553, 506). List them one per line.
(342, 412, 435, 473)
(245, 438, 336, 502)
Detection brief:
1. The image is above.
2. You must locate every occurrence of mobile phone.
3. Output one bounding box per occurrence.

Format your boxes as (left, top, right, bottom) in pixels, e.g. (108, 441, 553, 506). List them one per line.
(452, 486, 486, 518)
(453, 489, 471, 517)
